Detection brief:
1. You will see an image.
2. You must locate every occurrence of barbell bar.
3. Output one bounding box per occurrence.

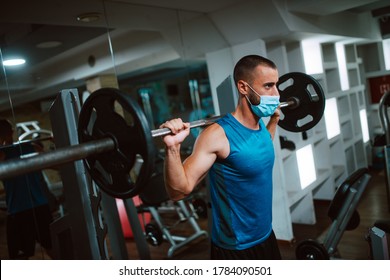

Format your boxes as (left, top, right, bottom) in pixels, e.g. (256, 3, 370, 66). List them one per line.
(0, 138, 114, 179)
(0, 99, 296, 178)
(0, 72, 325, 198)
(0, 99, 297, 149)
(150, 98, 297, 138)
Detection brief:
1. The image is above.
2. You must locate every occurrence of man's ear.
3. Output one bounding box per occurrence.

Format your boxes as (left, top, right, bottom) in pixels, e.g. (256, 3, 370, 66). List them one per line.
(237, 80, 248, 95)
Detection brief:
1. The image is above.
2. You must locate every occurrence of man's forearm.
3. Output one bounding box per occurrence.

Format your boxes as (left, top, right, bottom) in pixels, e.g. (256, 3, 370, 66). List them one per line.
(164, 145, 189, 201)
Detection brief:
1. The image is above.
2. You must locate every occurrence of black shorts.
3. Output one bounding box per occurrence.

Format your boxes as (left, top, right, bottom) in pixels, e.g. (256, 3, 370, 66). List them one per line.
(210, 231, 282, 260)
(6, 204, 53, 259)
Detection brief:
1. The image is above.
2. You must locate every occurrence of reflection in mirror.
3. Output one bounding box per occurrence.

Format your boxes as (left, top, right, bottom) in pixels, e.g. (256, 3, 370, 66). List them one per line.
(0, 0, 216, 260)
(104, 4, 215, 150)
(0, 1, 118, 260)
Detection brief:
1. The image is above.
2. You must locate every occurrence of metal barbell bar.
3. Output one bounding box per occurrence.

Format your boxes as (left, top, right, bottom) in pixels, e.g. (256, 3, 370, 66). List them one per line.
(0, 98, 298, 180)
(0, 72, 325, 198)
(151, 97, 298, 137)
(0, 138, 114, 179)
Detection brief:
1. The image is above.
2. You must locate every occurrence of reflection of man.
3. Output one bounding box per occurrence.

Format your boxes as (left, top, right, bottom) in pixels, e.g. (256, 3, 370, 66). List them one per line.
(0, 119, 53, 259)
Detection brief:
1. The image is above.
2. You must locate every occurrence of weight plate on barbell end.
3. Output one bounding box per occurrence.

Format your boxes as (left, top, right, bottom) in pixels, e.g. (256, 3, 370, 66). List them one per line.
(277, 72, 325, 132)
(295, 239, 329, 260)
(78, 88, 155, 199)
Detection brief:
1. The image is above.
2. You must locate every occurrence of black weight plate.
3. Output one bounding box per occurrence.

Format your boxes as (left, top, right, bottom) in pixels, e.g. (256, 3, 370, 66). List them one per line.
(277, 72, 325, 132)
(145, 223, 163, 246)
(78, 88, 155, 199)
(296, 239, 329, 260)
(192, 198, 208, 218)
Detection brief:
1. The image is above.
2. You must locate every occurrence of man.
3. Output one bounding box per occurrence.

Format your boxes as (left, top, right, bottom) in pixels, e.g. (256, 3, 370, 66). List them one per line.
(159, 55, 282, 259)
(0, 119, 53, 259)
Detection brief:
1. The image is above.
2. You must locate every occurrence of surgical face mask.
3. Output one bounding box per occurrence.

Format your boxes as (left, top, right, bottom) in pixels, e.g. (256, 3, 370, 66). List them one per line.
(245, 83, 280, 118)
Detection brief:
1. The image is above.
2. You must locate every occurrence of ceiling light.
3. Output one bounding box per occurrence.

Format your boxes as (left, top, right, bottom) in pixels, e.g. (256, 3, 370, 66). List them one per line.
(36, 41, 62, 49)
(3, 58, 26, 66)
(77, 12, 102, 23)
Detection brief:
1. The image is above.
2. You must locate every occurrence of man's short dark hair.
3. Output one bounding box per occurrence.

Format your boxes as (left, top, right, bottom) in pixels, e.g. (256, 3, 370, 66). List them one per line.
(233, 55, 277, 85)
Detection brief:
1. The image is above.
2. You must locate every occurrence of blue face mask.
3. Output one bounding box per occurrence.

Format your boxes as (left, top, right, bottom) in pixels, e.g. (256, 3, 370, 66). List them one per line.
(245, 83, 280, 118)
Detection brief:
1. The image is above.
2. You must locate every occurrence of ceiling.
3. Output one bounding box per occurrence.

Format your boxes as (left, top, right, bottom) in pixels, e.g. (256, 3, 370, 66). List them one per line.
(0, 0, 389, 111)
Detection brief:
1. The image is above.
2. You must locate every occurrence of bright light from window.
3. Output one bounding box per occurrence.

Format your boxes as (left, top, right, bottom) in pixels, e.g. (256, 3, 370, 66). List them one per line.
(296, 144, 316, 189)
(302, 40, 323, 75)
(359, 109, 370, 143)
(336, 43, 349, 90)
(383, 39, 390, 71)
(2, 58, 26, 66)
(324, 98, 341, 139)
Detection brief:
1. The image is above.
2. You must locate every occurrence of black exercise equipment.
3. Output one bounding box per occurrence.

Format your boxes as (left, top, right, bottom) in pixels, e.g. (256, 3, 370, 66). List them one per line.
(145, 223, 163, 246)
(0, 72, 325, 199)
(296, 168, 371, 260)
(137, 155, 208, 258)
(277, 72, 325, 132)
(376, 90, 390, 211)
(279, 136, 296, 151)
(367, 90, 390, 259)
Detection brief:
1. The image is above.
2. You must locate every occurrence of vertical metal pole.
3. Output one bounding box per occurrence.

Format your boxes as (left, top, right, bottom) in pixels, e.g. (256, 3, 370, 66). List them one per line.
(384, 146, 390, 212)
(123, 198, 151, 260)
(379, 91, 390, 212)
(369, 227, 389, 260)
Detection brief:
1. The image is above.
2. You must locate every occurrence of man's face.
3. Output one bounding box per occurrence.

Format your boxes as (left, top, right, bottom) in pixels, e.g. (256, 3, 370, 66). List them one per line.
(246, 65, 279, 105)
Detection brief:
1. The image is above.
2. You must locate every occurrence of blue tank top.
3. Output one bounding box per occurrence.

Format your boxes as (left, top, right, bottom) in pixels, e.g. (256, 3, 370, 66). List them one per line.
(2, 143, 48, 215)
(208, 114, 275, 250)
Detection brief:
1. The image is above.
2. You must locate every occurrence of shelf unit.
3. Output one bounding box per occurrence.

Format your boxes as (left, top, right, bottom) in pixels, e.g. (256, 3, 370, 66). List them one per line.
(265, 40, 369, 241)
(357, 41, 390, 147)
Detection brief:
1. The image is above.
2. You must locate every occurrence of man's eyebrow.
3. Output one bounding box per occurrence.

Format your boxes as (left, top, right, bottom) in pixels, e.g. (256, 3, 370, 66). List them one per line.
(264, 82, 276, 87)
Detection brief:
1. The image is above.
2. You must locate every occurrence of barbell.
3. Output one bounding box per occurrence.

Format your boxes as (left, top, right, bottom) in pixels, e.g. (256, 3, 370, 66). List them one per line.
(0, 72, 325, 198)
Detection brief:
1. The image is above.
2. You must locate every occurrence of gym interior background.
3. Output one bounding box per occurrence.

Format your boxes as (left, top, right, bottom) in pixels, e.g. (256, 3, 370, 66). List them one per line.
(0, 0, 389, 260)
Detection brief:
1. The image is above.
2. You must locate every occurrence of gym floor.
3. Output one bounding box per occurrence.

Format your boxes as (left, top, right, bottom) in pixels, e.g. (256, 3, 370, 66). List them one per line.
(0, 168, 388, 260)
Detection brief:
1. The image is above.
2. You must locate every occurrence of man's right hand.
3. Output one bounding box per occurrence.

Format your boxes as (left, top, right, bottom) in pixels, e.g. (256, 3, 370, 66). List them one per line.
(159, 118, 190, 147)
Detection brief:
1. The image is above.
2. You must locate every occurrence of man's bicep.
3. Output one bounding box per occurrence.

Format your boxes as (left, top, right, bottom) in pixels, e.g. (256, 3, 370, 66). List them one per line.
(183, 126, 223, 187)
(183, 148, 216, 187)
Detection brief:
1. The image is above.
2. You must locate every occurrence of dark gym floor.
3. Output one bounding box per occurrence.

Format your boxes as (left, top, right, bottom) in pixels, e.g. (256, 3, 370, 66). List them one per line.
(0, 168, 388, 260)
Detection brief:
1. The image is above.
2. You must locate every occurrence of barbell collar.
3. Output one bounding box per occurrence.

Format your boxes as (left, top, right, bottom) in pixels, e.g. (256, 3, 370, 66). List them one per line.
(0, 137, 115, 180)
(281, 97, 300, 109)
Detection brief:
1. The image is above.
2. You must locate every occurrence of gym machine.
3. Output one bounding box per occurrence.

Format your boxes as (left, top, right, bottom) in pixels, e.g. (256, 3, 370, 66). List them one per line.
(377, 90, 390, 211)
(48, 89, 150, 259)
(137, 154, 209, 258)
(368, 90, 390, 259)
(296, 168, 371, 259)
(136, 85, 209, 258)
